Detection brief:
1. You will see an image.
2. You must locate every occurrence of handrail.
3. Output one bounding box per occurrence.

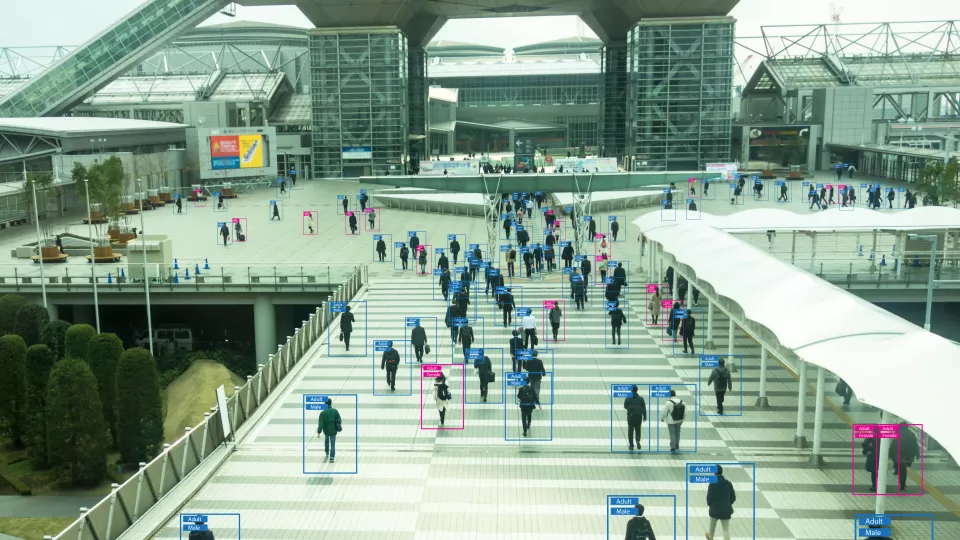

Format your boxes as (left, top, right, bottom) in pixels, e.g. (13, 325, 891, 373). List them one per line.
(45, 263, 367, 540)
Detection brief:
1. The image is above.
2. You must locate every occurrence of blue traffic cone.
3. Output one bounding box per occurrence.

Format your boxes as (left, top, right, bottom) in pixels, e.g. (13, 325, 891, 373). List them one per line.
(893, 258, 899, 272)
(204, 258, 210, 270)
(892, 244, 896, 255)
(120, 268, 125, 279)
(868, 250, 874, 261)
(184, 268, 191, 280)
(107, 273, 113, 284)
(857, 244, 863, 257)
(913, 256, 920, 267)
(880, 255, 887, 266)
(195, 263, 201, 275)
(174, 272, 180, 284)
(174, 258, 179, 270)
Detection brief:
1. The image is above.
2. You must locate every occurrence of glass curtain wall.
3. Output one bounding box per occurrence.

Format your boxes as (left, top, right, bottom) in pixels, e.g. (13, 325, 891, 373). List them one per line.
(310, 30, 409, 177)
(628, 19, 735, 171)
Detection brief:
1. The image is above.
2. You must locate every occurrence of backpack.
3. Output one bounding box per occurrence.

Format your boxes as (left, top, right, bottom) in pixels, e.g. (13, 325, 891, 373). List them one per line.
(438, 384, 452, 401)
(629, 517, 653, 540)
(713, 369, 728, 389)
(669, 399, 685, 422)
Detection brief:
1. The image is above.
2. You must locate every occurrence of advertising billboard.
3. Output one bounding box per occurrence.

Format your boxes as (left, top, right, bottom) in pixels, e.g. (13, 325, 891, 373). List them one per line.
(211, 134, 264, 170)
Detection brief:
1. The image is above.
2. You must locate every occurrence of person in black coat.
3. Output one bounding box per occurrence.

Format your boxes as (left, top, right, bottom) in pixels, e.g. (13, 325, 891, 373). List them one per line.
(705, 465, 736, 540)
(411, 322, 427, 363)
(219, 223, 230, 246)
(341, 196, 349, 214)
(623, 385, 647, 451)
(580, 257, 592, 282)
(499, 287, 515, 327)
(399, 244, 410, 270)
(588, 218, 596, 240)
(523, 250, 534, 278)
(450, 238, 461, 265)
(503, 218, 512, 239)
(680, 310, 696, 354)
(561, 244, 574, 267)
(609, 303, 626, 345)
(524, 350, 546, 400)
(340, 306, 355, 351)
(459, 323, 475, 363)
(509, 330, 524, 372)
(376, 238, 387, 262)
(437, 252, 449, 271)
(548, 303, 562, 340)
(624, 504, 656, 540)
(665, 266, 674, 295)
(475, 354, 493, 402)
(456, 287, 470, 315)
(613, 262, 627, 288)
(380, 341, 400, 390)
(409, 234, 420, 253)
(359, 192, 369, 212)
(668, 301, 683, 338)
(439, 269, 451, 301)
(348, 213, 358, 234)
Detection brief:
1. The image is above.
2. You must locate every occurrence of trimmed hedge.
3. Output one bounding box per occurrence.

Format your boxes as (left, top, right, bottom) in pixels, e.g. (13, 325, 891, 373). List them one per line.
(45, 357, 108, 487)
(87, 333, 123, 447)
(0, 294, 28, 335)
(0, 334, 28, 446)
(12, 303, 49, 347)
(116, 348, 163, 465)
(40, 320, 71, 359)
(64, 324, 96, 360)
(24, 344, 56, 467)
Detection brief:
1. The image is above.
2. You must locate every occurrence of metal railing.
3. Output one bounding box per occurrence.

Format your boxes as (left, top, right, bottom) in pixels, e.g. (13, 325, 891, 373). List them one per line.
(45, 263, 368, 540)
(0, 262, 360, 293)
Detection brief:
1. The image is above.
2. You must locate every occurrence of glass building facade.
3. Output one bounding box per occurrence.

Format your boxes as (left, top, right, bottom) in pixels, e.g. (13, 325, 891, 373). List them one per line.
(627, 18, 735, 170)
(309, 29, 409, 178)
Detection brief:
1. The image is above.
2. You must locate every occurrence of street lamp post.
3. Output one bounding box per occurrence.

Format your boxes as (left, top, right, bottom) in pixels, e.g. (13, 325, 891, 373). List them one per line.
(908, 233, 938, 331)
(84, 178, 101, 331)
(137, 178, 154, 355)
(27, 164, 47, 308)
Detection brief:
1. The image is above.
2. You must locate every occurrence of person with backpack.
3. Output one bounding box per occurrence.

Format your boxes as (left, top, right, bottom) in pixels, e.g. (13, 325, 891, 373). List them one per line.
(380, 341, 400, 391)
(707, 358, 733, 414)
(524, 350, 546, 400)
(316, 397, 342, 464)
(623, 385, 647, 451)
(376, 237, 387, 262)
(418, 248, 428, 274)
(544, 245, 555, 272)
(503, 217, 512, 240)
(187, 521, 216, 540)
(507, 246, 517, 277)
(647, 286, 662, 325)
(705, 465, 736, 540)
(667, 301, 682, 338)
(523, 249, 534, 278)
(680, 309, 696, 354)
(891, 422, 920, 491)
(836, 377, 853, 406)
(475, 354, 494, 402)
(516, 378, 540, 437)
(624, 504, 656, 540)
(459, 322, 475, 364)
(411, 322, 427, 363)
(549, 302, 562, 340)
(434, 372, 452, 426)
(399, 243, 410, 270)
(449, 238, 461, 265)
(609, 303, 626, 345)
(339, 306, 355, 352)
(660, 389, 685, 452)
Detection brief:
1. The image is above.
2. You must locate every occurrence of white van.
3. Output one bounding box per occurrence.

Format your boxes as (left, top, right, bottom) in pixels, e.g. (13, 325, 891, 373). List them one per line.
(135, 326, 194, 353)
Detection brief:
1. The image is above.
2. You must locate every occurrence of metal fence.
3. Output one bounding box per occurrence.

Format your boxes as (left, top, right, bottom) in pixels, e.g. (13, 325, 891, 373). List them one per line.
(44, 263, 368, 540)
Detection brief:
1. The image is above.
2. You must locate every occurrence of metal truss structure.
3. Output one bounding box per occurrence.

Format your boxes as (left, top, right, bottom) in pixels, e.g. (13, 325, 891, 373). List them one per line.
(0, 132, 62, 165)
(0, 46, 74, 80)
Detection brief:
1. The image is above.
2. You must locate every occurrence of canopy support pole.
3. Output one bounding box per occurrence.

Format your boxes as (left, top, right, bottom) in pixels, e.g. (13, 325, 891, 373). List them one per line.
(755, 346, 769, 407)
(705, 299, 715, 350)
(809, 231, 817, 273)
(874, 410, 900, 515)
(481, 175, 503, 261)
(672, 268, 679, 301)
(809, 366, 826, 466)
(794, 360, 808, 448)
(727, 318, 734, 358)
(791, 230, 797, 265)
(870, 229, 878, 271)
(571, 174, 593, 258)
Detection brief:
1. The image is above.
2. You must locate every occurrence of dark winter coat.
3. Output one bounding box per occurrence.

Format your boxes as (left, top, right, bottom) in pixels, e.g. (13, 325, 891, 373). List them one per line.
(561, 245, 574, 261)
(340, 312, 355, 332)
(438, 254, 449, 270)
(706, 475, 736, 520)
(411, 326, 427, 346)
(708, 366, 732, 391)
(409, 236, 420, 252)
(624, 394, 647, 422)
(318, 407, 342, 437)
(381, 347, 400, 369)
(549, 307, 562, 325)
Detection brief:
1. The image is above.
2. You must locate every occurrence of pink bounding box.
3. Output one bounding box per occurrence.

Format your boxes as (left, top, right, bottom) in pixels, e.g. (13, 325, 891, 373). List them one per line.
(645, 283, 668, 326)
(541, 299, 567, 342)
(851, 423, 924, 496)
(419, 364, 465, 431)
(660, 299, 684, 342)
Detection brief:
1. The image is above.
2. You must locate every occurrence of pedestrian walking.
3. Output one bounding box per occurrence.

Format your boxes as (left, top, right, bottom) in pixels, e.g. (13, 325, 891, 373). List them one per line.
(660, 389, 685, 452)
(316, 398, 342, 463)
(380, 341, 400, 391)
(434, 373, 451, 426)
(176, 197, 183, 214)
(438, 251, 449, 271)
(890, 422, 920, 491)
(376, 238, 387, 262)
(339, 306, 355, 352)
(507, 246, 517, 277)
(836, 378, 853, 406)
(624, 504, 657, 540)
(445, 301, 461, 344)
(862, 436, 878, 492)
(704, 465, 736, 540)
(561, 243, 574, 268)
(549, 302, 562, 340)
(399, 243, 410, 270)
(524, 350, 546, 401)
(609, 303, 626, 345)
(348, 212, 358, 234)
(521, 310, 538, 349)
(474, 354, 493, 402)
(573, 276, 586, 310)
(450, 238, 461, 265)
(611, 219, 620, 241)
(219, 223, 230, 246)
(411, 321, 427, 363)
(707, 358, 732, 414)
(680, 309, 696, 354)
(517, 379, 540, 437)
(367, 209, 376, 229)
(418, 248, 428, 274)
(409, 234, 420, 253)
(459, 322, 475, 363)
(341, 196, 349, 214)
(306, 212, 315, 234)
(647, 286, 662, 325)
(509, 330, 524, 372)
(623, 385, 647, 451)
(499, 288, 515, 327)
(439, 269, 451, 300)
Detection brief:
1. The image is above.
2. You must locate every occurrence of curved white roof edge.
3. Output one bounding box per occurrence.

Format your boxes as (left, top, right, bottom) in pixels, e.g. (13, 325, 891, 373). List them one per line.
(632, 206, 960, 235)
(639, 220, 960, 461)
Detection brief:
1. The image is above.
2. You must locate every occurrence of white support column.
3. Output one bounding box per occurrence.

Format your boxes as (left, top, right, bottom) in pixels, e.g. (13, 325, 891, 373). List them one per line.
(705, 300, 715, 350)
(672, 266, 679, 300)
(253, 296, 277, 368)
(756, 346, 769, 407)
(809, 231, 817, 273)
(809, 366, 826, 466)
(727, 317, 735, 358)
(896, 231, 904, 279)
(870, 229, 878, 271)
(795, 361, 808, 448)
(874, 410, 900, 515)
(791, 230, 797, 265)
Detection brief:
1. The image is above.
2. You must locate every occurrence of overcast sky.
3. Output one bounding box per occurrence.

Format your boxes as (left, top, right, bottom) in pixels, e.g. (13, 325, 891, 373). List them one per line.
(2, 0, 958, 85)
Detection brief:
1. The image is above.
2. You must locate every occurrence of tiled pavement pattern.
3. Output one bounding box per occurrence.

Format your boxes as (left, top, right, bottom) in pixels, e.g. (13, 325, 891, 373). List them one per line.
(144, 192, 960, 539)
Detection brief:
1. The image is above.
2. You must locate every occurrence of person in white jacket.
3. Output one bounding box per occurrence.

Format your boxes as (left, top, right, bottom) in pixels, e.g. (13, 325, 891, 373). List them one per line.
(434, 373, 450, 426)
(659, 389, 685, 452)
(521, 311, 537, 348)
(306, 212, 315, 235)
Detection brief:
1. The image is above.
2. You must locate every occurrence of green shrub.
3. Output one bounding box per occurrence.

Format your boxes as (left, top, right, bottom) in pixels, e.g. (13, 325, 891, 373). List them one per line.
(159, 369, 180, 389)
(24, 344, 56, 467)
(0, 294, 28, 335)
(40, 320, 71, 359)
(116, 348, 163, 465)
(64, 324, 96, 360)
(12, 303, 50, 347)
(0, 334, 28, 446)
(45, 358, 107, 486)
(87, 333, 123, 448)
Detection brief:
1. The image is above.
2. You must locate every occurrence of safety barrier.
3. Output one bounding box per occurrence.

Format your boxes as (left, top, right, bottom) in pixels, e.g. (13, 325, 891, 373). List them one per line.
(45, 263, 368, 540)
